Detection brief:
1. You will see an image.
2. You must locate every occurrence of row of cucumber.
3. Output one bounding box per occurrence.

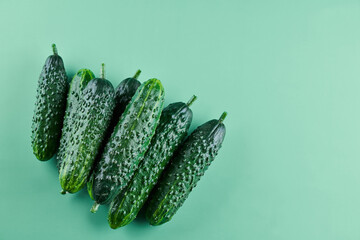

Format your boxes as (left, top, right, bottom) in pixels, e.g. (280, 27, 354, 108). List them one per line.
(31, 44, 227, 228)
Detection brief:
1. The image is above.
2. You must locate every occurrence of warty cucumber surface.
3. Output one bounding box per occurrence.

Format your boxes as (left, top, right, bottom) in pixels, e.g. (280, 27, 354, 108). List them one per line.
(87, 69, 141, 200)
(90, 78, 165, 212)
(58, 64, 115, 194)
(31, 44, 68, 161)
(146, 112, 227, 225)
(108, 96, 196, 228)
(57, 68, 94, 170)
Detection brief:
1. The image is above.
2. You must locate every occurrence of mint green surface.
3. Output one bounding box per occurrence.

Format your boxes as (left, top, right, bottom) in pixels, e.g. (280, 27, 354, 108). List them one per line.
(1, 0, 360, 239)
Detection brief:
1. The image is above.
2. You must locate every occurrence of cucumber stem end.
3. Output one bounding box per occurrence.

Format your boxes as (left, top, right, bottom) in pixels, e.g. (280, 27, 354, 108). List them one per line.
(91, 202, 100, 213)
(100, 63, 105, 79)
(186, 95, 197, 107)
(133, 69, 141, 79)
(52, 44, 58, 55)
(219, 112, 227, 123)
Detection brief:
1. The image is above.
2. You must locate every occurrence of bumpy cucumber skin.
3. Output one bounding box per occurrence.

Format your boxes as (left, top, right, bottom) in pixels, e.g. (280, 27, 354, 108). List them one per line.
(57, 69, 95, 170)
(31, 53, 68, 161)
(108, 102, 193, 228)
(87, 77, 140, 200)
(91, 78, 165, 205)
(112, 78, 141, 129)
(146, 119, 226, 225)
(58, 78, 115, 193)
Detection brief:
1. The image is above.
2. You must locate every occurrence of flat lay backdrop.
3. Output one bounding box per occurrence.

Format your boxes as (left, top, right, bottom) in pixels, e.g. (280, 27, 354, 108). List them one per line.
(1, 0, 360, 239)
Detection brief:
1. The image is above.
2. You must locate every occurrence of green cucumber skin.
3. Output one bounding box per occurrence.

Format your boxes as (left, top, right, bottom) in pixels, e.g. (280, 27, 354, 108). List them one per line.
(91, 78, 165, 205)
(112, 78, 141, 129)
(58, 78, 115, 193)
(31, 52, 68, 161)
(146, 118, 226, 225)
(87, 173, 95, 200)
(87, 77, 140, 200)
(108, 102, 193, 228)
(57, 69, 95, 170)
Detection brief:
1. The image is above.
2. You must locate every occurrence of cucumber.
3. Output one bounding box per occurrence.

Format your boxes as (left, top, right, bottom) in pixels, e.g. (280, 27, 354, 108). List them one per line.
(31, 44, 68, 161)
(87, 173, 95, 200)
(146, 112, 227, 225)
(87, 70, 141, 200)
(56, 69, 95, 170)
(58, 64, 115, 194)
(90, 78, 165, 212)
(108, 95, 196, 228)
(111, 69, 141, 130)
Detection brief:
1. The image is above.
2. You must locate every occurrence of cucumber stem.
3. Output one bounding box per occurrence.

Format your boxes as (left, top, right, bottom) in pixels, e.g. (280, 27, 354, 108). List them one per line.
(52, 44, 58, 55)
(100, 63, 105, 79)
(60, 190, 66, 195)
(133, 69, 141, 79)
(91, 202, 100, 213)
(219, 112, 227, 123)
(186, 95, 197, 107)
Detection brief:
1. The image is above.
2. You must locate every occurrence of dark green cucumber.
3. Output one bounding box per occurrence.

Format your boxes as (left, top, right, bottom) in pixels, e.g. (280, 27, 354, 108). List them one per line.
(87, 70, 141, 200)
(108, 96, 196, 228)
(31, 44, 68, 161)
(90, 78, 165, 212)
(57, 69, 95, 170)
(111, 69, 141, 129)
(58, 64, 115, 194)
(146, 112, 227, 225)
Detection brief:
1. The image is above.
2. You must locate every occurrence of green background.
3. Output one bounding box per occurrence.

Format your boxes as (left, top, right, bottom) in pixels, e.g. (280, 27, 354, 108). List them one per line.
(0, 0, 359, 239)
